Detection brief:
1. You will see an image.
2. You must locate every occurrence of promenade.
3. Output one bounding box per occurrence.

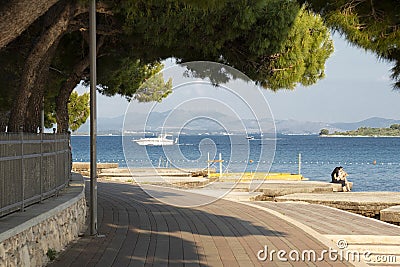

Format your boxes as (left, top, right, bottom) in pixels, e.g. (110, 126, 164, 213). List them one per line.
(48, 179, 358, 267)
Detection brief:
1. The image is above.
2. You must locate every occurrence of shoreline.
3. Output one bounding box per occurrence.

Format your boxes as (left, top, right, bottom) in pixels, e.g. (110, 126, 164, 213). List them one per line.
(320, 134, 400, 138)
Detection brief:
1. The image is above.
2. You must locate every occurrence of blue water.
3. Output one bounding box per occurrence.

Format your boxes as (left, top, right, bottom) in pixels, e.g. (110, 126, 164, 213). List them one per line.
(71, 135, 400, 192)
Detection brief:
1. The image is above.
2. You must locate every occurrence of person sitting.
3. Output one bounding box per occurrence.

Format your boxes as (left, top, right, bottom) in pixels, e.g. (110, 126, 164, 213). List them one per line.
(331, 166, 351, 192)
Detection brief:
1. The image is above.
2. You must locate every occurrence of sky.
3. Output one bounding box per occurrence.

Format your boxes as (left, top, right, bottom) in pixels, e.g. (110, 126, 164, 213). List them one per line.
(76, 33, 400, 123)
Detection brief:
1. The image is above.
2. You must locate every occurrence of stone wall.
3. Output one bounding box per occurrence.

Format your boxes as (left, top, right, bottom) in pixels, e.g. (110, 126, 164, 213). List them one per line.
(381, 205, 400, 225)
(0, 177, 86, 267)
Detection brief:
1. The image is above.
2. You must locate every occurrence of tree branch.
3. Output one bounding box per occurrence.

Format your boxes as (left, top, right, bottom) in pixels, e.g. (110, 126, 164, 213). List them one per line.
(73, 2, 113, 17)
(0, 0, 59, 49)
(68, 20, 122, 35)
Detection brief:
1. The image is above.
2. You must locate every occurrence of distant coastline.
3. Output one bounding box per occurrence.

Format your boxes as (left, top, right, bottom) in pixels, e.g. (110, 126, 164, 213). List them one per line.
(320, 135, 400, 138)
(320, 124, 400, 137)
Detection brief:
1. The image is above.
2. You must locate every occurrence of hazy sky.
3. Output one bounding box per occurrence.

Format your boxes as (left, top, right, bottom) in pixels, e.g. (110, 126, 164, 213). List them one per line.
(76, 33, 400, 123)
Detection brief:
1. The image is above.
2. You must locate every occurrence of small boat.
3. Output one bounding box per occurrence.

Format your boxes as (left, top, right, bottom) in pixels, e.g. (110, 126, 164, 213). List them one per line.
(133, 134, 177, 146)
(246, 136, 255, 140)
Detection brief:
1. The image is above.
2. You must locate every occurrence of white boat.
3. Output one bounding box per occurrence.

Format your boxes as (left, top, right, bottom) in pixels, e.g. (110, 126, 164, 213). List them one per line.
(133, 134, 177, 146)
(246, 136, 255, 140)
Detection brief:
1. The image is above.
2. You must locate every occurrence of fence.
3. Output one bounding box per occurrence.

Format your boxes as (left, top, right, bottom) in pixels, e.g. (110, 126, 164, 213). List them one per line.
(0, 133, 71, 217)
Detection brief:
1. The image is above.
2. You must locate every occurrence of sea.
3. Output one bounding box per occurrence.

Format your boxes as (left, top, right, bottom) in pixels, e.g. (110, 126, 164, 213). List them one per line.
(71, 134, 400, 192)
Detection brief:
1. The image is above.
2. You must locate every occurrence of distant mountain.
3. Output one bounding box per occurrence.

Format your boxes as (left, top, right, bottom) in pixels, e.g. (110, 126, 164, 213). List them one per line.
(76, 115, 124, 134)
(274, 119, 341, 135)
(331, 117, 400, 131)
(123, 109, 242, 133)
(275, 117, 400, 134)
(74, 113, 400, 135)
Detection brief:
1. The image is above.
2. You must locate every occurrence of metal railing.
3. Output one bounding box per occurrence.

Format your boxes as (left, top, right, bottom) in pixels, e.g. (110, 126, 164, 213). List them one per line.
(0, 133, 71, 217)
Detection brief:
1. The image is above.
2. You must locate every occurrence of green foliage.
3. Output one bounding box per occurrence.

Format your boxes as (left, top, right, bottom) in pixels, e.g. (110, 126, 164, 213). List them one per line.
(97, 59, 165, 100)
(331, 125, 400, 136)
(134, 73, 173, 102)
(46, 248, 57, 261)
(44, 111, 57, 129)
(319, 128, 329, 135)
(390, 124, 400, 130)
(265, 7, 333, 90)
(116, 0, 333, 90)
(46, 91, 89, 131)
(302, 0, 400, 88)
(68, 91, 90, 132)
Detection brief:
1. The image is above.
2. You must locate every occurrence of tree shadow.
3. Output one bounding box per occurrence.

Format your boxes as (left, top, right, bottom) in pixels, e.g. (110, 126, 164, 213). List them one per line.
(81, 180, 287, 265)
(50, 179, 289, 266)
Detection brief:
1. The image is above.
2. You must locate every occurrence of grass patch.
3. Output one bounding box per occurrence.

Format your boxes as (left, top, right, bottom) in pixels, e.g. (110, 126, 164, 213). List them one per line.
(46, 248, 58, 261)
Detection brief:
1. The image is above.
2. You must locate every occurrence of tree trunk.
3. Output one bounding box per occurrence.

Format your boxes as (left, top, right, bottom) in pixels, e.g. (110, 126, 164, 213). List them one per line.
(56, 73, 84, 133)
(25, 42, 58, 133)
(8, 2, 73, 132)
(0, 111, 10, 132)
(56, 36, 104, 133)
(25, 91, 43, 133)
(0, 0, 59, 49)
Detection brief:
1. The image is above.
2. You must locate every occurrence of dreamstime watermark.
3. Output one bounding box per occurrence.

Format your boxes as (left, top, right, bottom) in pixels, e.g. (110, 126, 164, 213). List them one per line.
(257, 239, 398, 263)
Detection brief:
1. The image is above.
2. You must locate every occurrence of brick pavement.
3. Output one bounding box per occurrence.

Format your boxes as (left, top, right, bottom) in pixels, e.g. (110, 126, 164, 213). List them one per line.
(251, 202, 400, 266)
(48, 180, 353, 267)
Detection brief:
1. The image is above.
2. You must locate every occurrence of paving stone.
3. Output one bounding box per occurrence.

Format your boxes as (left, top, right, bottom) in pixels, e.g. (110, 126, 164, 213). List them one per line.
(50, 180, 355, 266)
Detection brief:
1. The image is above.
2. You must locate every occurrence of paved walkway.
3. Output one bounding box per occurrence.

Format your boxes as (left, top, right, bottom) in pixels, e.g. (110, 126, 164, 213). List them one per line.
(49, 180, 353, 267)
(252, 202, 400, 262)
(254, 202, 400, 236)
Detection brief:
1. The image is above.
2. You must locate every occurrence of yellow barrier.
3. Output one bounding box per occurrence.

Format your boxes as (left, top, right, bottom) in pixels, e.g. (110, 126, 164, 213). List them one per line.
(208, 172, 306, 181)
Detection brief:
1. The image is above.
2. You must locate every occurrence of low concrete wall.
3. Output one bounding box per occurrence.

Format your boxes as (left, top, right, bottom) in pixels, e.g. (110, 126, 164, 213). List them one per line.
(381, 205, 400, 225)
(0, 173, 86, 267)
(72, 162, 119, 171)
(275, 192, 400, 219)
